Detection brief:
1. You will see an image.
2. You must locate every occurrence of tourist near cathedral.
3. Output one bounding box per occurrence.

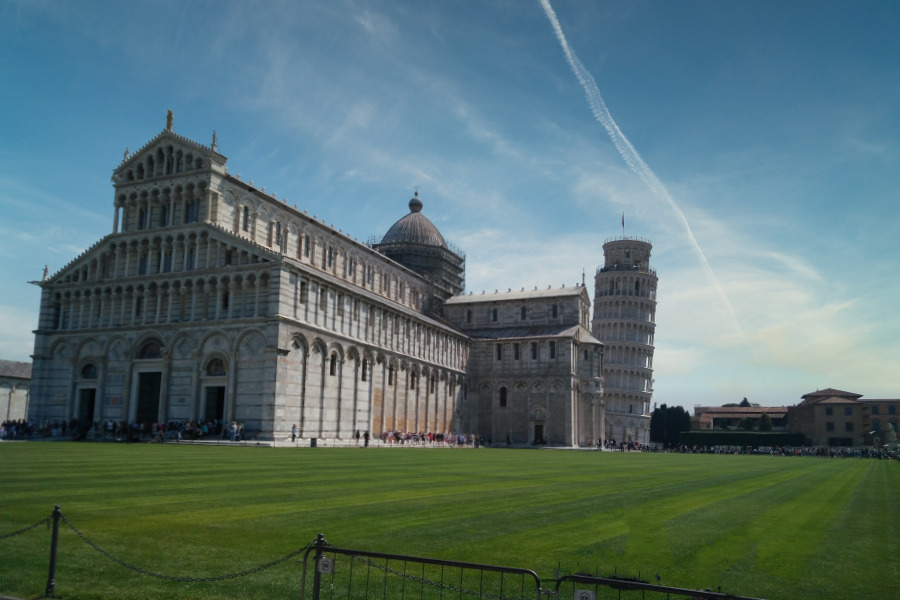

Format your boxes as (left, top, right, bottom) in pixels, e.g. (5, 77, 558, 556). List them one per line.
(27, 114, 657, 447)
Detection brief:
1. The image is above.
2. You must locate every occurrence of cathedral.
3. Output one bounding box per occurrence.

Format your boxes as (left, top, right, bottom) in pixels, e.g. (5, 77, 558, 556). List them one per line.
(28, 116, 656, 446)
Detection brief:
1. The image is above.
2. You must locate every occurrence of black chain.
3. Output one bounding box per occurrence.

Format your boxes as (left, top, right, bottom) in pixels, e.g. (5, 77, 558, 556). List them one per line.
(59, 511, 313, 582)
(0, 516, 52, 540)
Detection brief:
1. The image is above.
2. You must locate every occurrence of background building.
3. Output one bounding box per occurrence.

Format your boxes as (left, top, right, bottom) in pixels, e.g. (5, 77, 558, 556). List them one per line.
(1, 360, 31, 424)
(689, 388, 900, 448)
(691, 406, 789, 431)
(592, 237, 657, 444)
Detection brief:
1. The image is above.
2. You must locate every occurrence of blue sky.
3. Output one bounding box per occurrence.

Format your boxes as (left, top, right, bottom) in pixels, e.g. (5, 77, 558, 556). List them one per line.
(2, 0, 899, 409)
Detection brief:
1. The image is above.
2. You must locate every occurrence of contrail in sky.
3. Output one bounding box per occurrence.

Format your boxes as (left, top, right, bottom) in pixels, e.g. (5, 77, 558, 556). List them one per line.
(539, 0, 748, 347)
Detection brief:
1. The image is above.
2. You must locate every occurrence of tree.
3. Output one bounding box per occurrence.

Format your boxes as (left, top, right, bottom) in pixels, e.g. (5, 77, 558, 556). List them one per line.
(759, 413, 772, 432)
(650, 404, 691, 446)
(739, 397, 752, 407)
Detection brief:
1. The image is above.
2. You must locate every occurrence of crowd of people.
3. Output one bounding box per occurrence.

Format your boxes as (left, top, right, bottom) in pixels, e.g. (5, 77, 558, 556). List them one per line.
(378, 430, 480, 447)
(0, 419, 33, 440)
(0, 418, 253, 443)
(671, 444, 898, 459)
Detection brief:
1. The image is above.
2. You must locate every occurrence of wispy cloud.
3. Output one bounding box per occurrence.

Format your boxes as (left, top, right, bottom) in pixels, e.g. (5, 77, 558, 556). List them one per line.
(539, 0, 749, 351)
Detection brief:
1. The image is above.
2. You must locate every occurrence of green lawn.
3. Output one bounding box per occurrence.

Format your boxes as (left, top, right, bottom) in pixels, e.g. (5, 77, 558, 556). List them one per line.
(1, 443, 898, 600)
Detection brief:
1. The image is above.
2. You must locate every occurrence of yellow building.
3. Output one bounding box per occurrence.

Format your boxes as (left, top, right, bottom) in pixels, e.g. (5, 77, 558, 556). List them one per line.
(787, 388, 900, 448)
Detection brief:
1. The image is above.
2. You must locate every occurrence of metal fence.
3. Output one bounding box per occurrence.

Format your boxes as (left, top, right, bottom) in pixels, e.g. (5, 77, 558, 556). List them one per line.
(2, 507, 764, 600)
(300, 535, 764, 600)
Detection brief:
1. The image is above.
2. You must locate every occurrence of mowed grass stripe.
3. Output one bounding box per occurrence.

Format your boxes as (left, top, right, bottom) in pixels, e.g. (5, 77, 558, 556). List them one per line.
(789, 460, 900, 600)
(666, 459, 861, 597)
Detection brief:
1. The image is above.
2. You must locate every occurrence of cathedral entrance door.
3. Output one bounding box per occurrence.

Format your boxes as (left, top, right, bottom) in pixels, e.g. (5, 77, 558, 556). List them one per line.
(533, 423, 544, 444)
(204, 386, 226, 422)
(78, 388, 96, 427)
(136, 372, 161, 426)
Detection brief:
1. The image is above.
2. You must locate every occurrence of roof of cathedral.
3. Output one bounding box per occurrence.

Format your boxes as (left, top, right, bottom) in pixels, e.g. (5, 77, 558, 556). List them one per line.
(379, 193, 448, 249)
(445, 285, 588, 304)
(463, 324, 601, 343)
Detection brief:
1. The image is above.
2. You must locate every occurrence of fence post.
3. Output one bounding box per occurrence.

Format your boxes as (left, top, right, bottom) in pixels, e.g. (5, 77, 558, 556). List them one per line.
(311, 533, 327, 600)
(45, 505, 61, 597)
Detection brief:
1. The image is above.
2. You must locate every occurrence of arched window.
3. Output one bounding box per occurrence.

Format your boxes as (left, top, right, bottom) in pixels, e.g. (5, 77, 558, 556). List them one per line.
(361, 358, 368, 382)
(184, 198, 198, 224)
(138, 341, 162, 359)
(242, 206, 250, 232)
(206, 358, 226, 376)
(499, 387, 508, 408)
(329, 353, 337, 376)
(80, 364, 98, 379)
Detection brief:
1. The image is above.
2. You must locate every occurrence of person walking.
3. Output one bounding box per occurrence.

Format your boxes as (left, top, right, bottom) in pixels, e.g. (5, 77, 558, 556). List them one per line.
(291, 423, 298, 444)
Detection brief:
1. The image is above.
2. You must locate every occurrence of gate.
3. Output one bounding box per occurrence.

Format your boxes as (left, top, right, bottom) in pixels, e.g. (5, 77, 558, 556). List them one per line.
(555, 574, 764, 600)
(300, 535, 543, 600)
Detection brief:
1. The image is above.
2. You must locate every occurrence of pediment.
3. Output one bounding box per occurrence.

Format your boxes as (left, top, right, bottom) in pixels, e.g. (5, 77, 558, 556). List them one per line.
(42, 234, 114, 285)
(112, 129, 227, 184)
(42, 223, 280, 286)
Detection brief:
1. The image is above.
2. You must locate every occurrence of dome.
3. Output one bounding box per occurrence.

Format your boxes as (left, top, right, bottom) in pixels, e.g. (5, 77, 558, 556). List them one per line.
(380, 193, 447, 248)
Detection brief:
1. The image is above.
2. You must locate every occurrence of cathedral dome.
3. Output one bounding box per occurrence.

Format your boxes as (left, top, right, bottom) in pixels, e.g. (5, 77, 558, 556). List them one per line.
(380, 192, 447, 248)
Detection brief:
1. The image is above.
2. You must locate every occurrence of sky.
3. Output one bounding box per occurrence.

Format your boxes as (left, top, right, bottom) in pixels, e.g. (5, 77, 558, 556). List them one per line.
(1, 0, 899, 410)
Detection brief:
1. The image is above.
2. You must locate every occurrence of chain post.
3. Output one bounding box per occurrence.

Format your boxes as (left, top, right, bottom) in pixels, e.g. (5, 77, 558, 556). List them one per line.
(311, 533, 328, 600)
(45, 505, 61, 597)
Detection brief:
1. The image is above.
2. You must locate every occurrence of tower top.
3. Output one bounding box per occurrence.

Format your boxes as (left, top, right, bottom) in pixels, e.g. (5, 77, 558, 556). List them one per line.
(601, 237, 653, 273)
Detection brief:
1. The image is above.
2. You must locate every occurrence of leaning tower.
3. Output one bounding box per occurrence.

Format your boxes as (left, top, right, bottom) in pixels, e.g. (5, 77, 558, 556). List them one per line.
(592, 237, 657, 445)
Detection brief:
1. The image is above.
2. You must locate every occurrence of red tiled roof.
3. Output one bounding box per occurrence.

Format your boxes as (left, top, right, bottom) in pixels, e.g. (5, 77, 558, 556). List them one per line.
(0, 360, 32, 380)
(693, 406, 789, 417)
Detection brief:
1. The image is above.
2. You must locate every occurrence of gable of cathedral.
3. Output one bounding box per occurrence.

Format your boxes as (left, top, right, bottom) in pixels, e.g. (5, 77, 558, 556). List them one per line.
(113, 126, 226, 186)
